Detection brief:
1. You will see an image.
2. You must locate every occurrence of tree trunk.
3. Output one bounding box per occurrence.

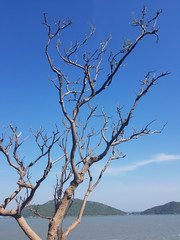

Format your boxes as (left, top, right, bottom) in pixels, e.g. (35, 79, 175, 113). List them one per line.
(47, 181, 78, 240)
(47, 161, 92, 240)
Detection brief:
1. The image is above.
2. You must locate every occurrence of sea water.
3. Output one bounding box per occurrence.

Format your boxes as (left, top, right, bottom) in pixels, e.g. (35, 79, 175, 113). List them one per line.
(1, 215, 180, 240)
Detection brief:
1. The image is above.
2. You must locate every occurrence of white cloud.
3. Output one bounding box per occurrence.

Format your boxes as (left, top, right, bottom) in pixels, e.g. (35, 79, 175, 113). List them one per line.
(106, 153, 180, 176)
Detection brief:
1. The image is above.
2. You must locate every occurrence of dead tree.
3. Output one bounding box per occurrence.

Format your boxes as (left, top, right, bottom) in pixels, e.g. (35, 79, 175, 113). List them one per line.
(0, 7, 169, 240)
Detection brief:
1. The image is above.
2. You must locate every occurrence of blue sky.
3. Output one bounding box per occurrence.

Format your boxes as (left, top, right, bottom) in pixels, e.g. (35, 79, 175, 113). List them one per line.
(0, 0, 180, 212)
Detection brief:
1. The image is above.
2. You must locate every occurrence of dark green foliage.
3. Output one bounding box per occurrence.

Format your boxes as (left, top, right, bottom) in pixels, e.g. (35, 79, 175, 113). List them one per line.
(22, 199, 126, 218)
(69, 199, 126, 216)
(22, 200, 55, 218)
(141, 201, 180, 215)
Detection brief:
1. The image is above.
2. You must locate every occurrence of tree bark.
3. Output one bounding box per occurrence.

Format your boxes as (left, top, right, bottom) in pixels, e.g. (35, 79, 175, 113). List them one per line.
(16, 216, 42, 240)
(47, 181, 78, 240)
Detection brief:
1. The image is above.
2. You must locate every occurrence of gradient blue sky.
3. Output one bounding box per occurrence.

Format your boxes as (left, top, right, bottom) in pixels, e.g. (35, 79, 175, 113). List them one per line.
(0, 0, 180, 212)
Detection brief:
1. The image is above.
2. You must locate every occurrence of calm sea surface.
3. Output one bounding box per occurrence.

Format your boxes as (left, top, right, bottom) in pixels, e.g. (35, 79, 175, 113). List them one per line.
(1, 215, 180, 240)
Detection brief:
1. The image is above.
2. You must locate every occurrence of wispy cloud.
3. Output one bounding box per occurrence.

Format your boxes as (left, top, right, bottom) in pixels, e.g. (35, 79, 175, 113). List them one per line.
(106, 153, 180, 176)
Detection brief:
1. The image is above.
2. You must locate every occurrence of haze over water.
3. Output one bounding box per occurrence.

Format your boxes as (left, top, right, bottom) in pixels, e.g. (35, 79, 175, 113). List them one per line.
(1, 215, 180, 240)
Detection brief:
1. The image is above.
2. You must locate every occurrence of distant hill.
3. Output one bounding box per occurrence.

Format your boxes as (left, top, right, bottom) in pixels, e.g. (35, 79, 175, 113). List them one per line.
(141, 201, 180, 215)
(22, 199, 126, 218)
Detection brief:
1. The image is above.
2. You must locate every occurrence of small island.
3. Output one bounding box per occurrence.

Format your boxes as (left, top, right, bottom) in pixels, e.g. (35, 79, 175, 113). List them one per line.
(141, 201, 180, 215)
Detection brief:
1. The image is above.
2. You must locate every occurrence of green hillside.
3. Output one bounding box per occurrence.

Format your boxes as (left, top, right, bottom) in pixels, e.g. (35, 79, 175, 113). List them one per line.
(22, 199, 126, 218)
(141, 201, 180, 215)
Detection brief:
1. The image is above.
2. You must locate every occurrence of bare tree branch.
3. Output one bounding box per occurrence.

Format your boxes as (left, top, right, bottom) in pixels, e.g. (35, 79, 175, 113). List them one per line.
(0, 7, 170, 240)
